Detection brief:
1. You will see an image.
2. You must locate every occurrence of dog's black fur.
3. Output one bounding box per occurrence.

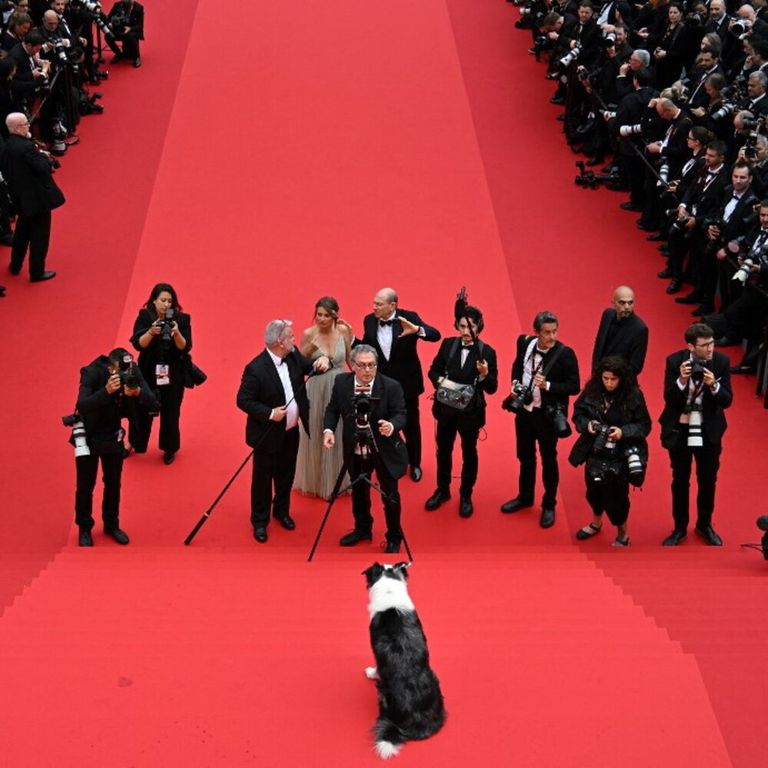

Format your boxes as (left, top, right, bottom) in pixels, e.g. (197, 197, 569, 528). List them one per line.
(362, 562, 446, 759)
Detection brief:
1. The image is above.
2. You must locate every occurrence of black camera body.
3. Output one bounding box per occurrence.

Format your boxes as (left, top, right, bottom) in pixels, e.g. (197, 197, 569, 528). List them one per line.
(592, 422, 617, 455)
(502, 382, 533, 414)
(546, 403, 571, 438)
(155, 308, 175, 347)
(689, 359, 706, 385)
(117, 353, 140, 389)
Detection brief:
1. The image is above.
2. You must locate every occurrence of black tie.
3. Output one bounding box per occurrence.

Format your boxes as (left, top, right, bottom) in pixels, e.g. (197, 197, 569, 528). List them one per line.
(379, 319, 393, 327)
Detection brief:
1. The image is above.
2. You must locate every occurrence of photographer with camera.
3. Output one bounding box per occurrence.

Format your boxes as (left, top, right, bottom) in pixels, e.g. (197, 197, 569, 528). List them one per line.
(128, 283, 191, 465)
(424, 299, 498, 518)
(106, 0, 142, 68)
(70, 346, 157, 546)
(323, 345, 408, 553)
(659, 323, 732, 546)
(500, 311, 580, 529)
(592, 285, 649, 375)
(568, 356, 651, 547)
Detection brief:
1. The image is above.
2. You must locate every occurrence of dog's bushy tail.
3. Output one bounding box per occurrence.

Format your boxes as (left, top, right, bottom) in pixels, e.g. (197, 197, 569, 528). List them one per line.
(373, 718, 404, 759)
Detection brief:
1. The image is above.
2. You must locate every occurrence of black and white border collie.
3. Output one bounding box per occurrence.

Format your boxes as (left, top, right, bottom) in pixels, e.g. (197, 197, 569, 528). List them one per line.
(362, 562, 446, 759)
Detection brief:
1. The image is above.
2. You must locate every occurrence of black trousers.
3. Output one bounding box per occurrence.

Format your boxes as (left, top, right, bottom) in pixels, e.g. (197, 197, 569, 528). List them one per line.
(585, 470, 630, 526)
(130, 382, 184, 454)
(668, 442, 722, 530)
(250, 427, 300, 527)
(514, 407, 559, 508)
(403, 395, 422, 468)
(349, 454, 401, 544)
(11, 209, 52, 279)
(74, 452, 124, 531)
(115, 31, 141, 59)
(435, 414, 480, 496)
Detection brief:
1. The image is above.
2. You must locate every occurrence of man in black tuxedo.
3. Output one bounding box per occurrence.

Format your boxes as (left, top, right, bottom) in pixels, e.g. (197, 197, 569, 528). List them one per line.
(323, 345, 408, 553)
(107, 0, 143, 67)
(659, 323, 732, 546)
(592, 285, 648, 375)
(236, 320, 329, 543)
(1, 111, 63, 282)
(356, 287, 440, 482)
(424, 304, 498, 518)
(500, 311, 580, 528)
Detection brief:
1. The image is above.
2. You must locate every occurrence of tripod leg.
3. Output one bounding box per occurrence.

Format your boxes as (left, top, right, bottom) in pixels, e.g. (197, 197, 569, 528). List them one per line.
(307, 460, 350, 562)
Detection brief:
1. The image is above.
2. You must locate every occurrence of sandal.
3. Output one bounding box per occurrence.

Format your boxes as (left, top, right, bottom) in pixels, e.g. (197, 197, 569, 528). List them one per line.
(576, 522, 602, 540)
(611, 535, 630, 547)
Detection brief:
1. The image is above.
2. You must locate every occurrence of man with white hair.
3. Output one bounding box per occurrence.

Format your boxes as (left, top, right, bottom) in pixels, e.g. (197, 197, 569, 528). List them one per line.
(237, 320, 329, 543)
(0, 111, 64, 282)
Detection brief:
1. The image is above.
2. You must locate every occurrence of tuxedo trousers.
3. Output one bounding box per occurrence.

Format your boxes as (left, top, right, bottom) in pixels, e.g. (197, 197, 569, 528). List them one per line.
(403, 395, 422, 467)
(349, 454, 402, 544)
(434, 414, 480, 496)
(75, 452, 124, 531)
(11, 209, 52, 278)
(250, 427, 300, 527)
(515, 407, 559, 508)
(667, 442, 722, 530)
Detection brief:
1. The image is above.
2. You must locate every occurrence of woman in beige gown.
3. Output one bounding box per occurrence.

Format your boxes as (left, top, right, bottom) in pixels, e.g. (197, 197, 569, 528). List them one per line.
(294, 297, 352, 498)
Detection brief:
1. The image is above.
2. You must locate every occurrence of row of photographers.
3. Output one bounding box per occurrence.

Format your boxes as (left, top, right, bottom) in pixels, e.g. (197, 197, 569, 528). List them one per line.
(512, 0, 768, 376)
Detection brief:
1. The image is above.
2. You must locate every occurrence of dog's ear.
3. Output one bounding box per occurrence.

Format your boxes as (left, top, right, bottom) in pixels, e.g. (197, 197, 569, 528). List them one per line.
(362, 562, 384, 587)
(393, 561, 410, 580)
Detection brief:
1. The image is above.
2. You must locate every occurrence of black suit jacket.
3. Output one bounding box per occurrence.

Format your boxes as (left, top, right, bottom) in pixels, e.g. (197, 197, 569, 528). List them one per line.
(427, 337, 498, 428)
(0, 133, 65, 217)
(323, 373, 408, 480)
(591, 310, 649, 375)
(357, 308, 440, 398)
(658, 350, 732, 449)
(511, 336, 581, 414)
(108, 0, 145, 39)
(236, 349, 314, 453)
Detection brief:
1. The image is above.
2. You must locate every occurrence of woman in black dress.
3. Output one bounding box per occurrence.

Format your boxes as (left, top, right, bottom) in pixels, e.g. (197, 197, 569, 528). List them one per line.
(129, 283, 192, 464)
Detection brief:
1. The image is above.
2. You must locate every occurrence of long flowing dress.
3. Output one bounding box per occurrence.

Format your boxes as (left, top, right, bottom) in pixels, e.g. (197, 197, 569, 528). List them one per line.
(294, 335, 348, 498)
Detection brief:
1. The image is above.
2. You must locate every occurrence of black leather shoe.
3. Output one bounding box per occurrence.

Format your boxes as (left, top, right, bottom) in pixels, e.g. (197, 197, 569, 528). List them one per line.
(636, 220, 658, 232)
(385, 540, 401, 554)
(163, 451, 175, 465)
(0, 285, 5, 297)
(424, 488, 450, 511)
(730, 364, 755, 374)
(275, 515, 296, 531)
(675, 292, 701, 305)
(666, 279, 682, 294)
(410, 466, 422, 482)
(550, 94, 565, 105)
(647, 233, 666, 242)
(662, 529, 687, 546)
(253, 526, 268, 543)
(105, 528, 130, 545)
(78, 529, 93, 547)
(619, 201, 641, 212)
(339, 529, 372, 547)
(692, 304, 713, 317)
(8, 265, 20, 275)
(657, 269, 674, 279)
(133, 57, 141, 68)
(714, 337, 740, 347)
(540, 508, 556, 528)
(585, 156, 605, 167)
(30, 270, 56, 282)
(459, 496, 474, 518)
(695, 525, 723, 546)
(500, 497, 533, 514)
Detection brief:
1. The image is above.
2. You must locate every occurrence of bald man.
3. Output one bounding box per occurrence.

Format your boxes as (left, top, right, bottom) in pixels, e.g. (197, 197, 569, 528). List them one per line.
(355, 287, 441, 481)
(0, 112, 64, 282)
(591, 286, 649, 375)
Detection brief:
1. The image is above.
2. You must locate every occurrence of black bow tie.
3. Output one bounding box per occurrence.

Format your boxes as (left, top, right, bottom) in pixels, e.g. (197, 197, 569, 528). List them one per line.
(379, 319, 394, 327)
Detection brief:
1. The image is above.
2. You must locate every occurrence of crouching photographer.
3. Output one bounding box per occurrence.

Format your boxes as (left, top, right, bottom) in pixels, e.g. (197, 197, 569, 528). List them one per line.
(568, 356, 651, 547)
(68, 347, 158, 547)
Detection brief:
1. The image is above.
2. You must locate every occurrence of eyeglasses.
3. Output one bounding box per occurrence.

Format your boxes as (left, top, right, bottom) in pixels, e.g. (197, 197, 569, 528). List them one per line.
(694, 341, 715, 349)
(354, 362, 377, 369)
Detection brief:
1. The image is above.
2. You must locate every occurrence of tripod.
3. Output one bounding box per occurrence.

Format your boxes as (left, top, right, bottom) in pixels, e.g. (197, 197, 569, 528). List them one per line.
(307, 423, 412, 562)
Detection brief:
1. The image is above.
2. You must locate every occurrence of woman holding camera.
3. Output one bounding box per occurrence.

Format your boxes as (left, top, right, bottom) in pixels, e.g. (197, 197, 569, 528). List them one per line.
(293, 296, 352, 498)
(129, 283, 192, 464)
(568, 356, 651, 546)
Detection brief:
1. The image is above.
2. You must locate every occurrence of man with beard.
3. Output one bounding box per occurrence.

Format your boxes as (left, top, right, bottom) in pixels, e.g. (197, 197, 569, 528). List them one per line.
(591, 285, 649, 375)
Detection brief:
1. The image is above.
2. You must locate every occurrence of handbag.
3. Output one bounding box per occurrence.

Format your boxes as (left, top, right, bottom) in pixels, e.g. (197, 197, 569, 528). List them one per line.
(434, 338, 485, 411)
(182, 354, 207, 388)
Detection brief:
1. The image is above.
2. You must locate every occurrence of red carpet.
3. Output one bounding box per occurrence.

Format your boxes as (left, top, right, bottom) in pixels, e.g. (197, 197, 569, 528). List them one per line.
(0, 1, 766, 765)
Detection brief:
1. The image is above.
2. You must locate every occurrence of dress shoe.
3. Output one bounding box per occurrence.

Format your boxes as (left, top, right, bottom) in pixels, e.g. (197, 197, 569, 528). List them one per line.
(666, 279, 682, 294)
(275, 515, 296, 531)
(658, 245, 671, 256)
(556, 114, 565, 122)
(695, 525, 723, 546)
(30, 271, 56, 282)
(730, 364, 755, 374)
(714, 337, 740, 347)
(675, 292, 701, 305)
(550, 94, 565, 105)
(424, 488, 450, 511)
(619, 201, 642, 212)
(692, 304, 713, 317)
(105, 527, 130, 545)
(662, 529, 687, 546)
(339, 529, 372, 547)
(0, 233, 13, 246)
(500, 497, 533, 514)
(0, 285, 5, 297)
(540, 508, 556, 528)
(78, 529, 93, 547)
(636, 220, 658, 232)
(657, 269, 674, 279)
(385, 540, 401, 554)
(605, 181, 629, 192)
(112, 53, 123, 63)
(133, 57, 141, 68)
(253, 526, 268, 543)
(647, 233, 666, 242)
(459, 496, 474, 518)
(163, 451, 175, 465)
(8, 265, 21, 276)
(409, 466, 422, 482)
(585, 156, 605, 167)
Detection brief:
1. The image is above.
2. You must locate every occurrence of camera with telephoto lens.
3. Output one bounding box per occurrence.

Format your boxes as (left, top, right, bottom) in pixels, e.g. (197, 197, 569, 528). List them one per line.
(558, 42, 581, 71)
(117, 353, 140, 390)
(687, 406, 704, 447)
(657, 161, 670, 188)
(712, 102, 736, 121)
(502, 381, 533, 413)
(625, 446, 645, 486)
(733, 258, 755, 283)
(545, 403, 571, 438)
(599, 31, 616, 49)
(618, 122, 644, 138)
(62, 413, 91, 457)
(154, 308, 175, 347)
(730, 19, 752, 37)
(592, 422, 618, 456)
(72, 0, 119, 40)
(688, 359, 706, 385)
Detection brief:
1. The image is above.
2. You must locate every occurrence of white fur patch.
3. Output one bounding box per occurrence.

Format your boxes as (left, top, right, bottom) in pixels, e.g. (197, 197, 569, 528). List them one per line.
(365, 666, 379, 679)
(367, 578, 415, 620)
(375, 740, 401, 759)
